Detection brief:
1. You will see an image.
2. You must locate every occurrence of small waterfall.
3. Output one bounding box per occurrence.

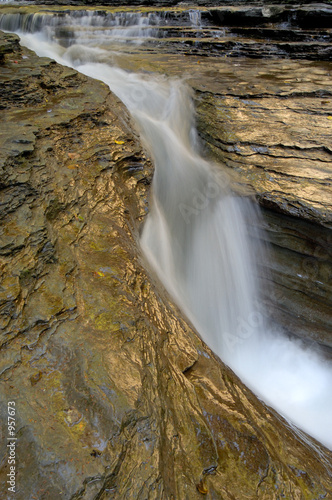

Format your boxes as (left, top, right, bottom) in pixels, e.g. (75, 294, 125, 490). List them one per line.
(1, 11, 332, 451)
(0, 10, 162, 45)
(188, 9, 202, 28)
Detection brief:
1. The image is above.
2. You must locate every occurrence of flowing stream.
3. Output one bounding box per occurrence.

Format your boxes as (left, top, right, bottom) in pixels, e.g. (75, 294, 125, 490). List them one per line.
(1, 10, 332, 451)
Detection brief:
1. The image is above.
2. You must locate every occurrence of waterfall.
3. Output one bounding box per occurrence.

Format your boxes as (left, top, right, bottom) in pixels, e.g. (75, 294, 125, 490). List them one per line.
(0, 10, 162, 45)
(1, 11, 332, 451)
(188, 9, 202, 27)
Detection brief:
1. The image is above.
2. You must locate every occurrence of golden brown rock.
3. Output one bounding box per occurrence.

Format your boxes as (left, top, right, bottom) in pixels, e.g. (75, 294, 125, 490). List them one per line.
(0, 31, 331, 500)
(98, 47, 332, 349)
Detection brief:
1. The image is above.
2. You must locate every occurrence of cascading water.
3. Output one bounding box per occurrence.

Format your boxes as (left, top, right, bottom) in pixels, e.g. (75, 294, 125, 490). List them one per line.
(1, 11, 332, 451)
(0, 10, 162, 45)
(188, 9, 202, 27)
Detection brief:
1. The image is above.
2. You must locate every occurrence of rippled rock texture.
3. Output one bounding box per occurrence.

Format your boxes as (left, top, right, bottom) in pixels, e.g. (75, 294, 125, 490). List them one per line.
(1, 30, 332, 499)
(1, 3, 332, 61)
(192, 59, 332, 349)
(100, 38, 332, 349)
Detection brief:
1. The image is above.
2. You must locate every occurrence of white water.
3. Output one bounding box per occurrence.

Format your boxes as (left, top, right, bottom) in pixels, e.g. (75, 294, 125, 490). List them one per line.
(0, 11, 161, 44)
(5, 19, 332, 451)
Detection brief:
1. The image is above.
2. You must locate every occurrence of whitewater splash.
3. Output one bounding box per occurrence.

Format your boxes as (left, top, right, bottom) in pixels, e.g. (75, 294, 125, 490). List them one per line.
(3, 16, 332, 450)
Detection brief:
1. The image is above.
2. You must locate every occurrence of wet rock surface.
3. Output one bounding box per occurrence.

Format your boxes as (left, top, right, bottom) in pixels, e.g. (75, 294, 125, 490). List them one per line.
(1, 30, 332, 500)
(192, 59, 332, 348)
(111, 46, 332, 349)
(1, 3, 332, 61)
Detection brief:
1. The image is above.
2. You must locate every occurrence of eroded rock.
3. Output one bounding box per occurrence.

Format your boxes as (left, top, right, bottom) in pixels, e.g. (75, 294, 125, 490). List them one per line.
(0, 30, 331, 500)
(192, 57, 332, 348)
(1, 4, 332, 61)
(98, 44, 332, 348)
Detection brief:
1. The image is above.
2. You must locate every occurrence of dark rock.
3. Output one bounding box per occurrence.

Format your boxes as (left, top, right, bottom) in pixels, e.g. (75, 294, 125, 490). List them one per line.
(0, 31, 20, 63)
(259, 207, 332, 347)
(208, 4, 332, 29)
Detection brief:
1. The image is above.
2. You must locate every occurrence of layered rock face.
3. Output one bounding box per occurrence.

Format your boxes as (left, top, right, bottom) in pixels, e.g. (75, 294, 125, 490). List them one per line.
(2, 3, 331, 61)
(1, 30, 332, 500)
(192, 58, 332, 349)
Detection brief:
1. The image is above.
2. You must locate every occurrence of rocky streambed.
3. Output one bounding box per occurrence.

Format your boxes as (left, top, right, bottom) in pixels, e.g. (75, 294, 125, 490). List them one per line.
(42, 0, 330, 350)
(0, 3, 332, 499)
(93, 2, 332, 351)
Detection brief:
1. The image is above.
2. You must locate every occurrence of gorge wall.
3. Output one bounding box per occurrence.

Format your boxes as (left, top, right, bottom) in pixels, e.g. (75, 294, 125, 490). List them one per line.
(193, 63, 332, 349)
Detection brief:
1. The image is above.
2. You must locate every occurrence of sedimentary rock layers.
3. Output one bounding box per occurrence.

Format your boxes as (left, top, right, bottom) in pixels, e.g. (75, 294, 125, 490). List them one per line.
(0, 31, 332, 499)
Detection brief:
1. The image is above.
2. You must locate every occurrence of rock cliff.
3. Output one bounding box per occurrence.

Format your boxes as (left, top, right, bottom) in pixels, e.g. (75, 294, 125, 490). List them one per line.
(193, 56, 332, 349)
(1, 30, 332, 500)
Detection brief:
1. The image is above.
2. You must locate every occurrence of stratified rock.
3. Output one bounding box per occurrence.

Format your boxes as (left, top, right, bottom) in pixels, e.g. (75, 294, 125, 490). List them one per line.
(0, 30, 331, 500)
(101, 43, 332, 349)
(191, 57, 332, 348)
(1, 4, 332, 61)
(0, 31, 20, 63)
